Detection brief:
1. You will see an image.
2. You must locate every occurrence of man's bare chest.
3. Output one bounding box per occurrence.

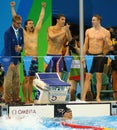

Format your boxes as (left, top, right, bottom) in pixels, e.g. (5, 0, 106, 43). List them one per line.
(89, 32, 105, 40)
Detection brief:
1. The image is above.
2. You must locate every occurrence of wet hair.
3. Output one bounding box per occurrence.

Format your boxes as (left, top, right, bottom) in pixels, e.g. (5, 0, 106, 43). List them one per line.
(93, 14, 102, 22)
(12, 15, 22, 22)
(56, 107, 72, 117)
(24, 19, 33, 30)
(62, 107, 72, 115)
(56, 14, 65, 20)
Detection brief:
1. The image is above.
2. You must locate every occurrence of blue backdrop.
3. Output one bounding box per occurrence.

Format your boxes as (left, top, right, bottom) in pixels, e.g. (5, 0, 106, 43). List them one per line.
(52, 0, 117, 27)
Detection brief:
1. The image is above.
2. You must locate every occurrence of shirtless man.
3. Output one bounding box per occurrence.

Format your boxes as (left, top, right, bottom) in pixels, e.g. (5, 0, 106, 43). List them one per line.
(10, 1, 46, 104)
(45, 14, 72, 77)
(81, 14, 111, 102)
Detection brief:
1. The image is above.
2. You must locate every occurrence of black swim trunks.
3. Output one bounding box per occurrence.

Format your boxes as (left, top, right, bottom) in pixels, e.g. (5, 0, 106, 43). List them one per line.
(86, 52, 105, 73)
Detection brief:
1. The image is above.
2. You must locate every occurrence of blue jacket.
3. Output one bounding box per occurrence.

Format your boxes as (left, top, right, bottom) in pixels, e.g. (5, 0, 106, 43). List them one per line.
(4, 26, 24, 65)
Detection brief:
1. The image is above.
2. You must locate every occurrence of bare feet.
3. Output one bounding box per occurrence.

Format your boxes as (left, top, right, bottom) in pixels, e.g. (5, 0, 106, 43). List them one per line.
(24, 98, 34, 104)
(81, 98, 85, 101)
(29, 100, 34, 103)
(96, 98, 101, 102)
(24, 98, 29, 105)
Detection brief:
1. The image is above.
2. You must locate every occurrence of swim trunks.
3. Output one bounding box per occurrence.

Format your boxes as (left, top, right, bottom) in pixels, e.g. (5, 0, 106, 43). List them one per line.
(86, 52, 105, 73)
(45, 54, 64, 72)
(23, 56, 38, 76)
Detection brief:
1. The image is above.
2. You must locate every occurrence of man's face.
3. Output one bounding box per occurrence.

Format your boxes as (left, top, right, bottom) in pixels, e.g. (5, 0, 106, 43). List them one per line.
(26, 21, 34, 32)
(63, 111, 72, 120)
(13, 20, 22, 29)
(92, 16, 100, 27)
(57, 16, 66, 27)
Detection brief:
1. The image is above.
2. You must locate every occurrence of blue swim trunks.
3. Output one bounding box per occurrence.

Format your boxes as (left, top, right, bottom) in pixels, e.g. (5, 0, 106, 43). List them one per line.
(23, 56, 38, 76)
(44, 54, 64, 72)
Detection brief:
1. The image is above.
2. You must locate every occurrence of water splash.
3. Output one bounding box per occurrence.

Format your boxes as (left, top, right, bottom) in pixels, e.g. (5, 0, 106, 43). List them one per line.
(0, 115, 117, 130)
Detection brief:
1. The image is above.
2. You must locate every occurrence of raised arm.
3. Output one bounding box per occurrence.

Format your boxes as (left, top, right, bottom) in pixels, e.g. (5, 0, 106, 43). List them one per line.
(10, 1, 16, 17)
(35, 2, 46, 31)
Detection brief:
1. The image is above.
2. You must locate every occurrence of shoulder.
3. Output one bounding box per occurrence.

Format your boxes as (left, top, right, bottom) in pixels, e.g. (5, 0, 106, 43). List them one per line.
(48, 26, 53, 30)
(19, 28, 24, 34)
(4, 27, 12, 35)
(85, 28, 92, 36)
(101, 27, 110, 34)
(85, 28, 92, 33)
(19, 27, 23, 31)
(47, 26, 55, 33)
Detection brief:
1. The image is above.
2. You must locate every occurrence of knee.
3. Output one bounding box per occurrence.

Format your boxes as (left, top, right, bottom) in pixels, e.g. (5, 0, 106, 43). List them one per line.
(85, 74, 92, 81)
(22, 77, 29, 85)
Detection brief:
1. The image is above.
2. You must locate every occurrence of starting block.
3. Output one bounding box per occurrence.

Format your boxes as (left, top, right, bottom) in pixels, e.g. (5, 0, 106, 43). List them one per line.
(33, 73, 71, 104)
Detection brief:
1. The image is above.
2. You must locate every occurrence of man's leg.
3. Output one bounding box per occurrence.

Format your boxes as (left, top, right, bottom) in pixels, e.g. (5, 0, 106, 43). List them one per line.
(69, 80, 77, 101)
(4, 67, 13, 104)
(22, 77, 29, 103)
(96, 72, 102, 102)
(12, 64, 21, 102)
(28, 76, 34, 103)
(27, 57, 38, 103)
(81, 73, 92, 101)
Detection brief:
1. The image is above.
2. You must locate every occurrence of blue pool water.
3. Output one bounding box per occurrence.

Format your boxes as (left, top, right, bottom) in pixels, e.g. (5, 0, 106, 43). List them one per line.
(0, 115, 117, 130)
